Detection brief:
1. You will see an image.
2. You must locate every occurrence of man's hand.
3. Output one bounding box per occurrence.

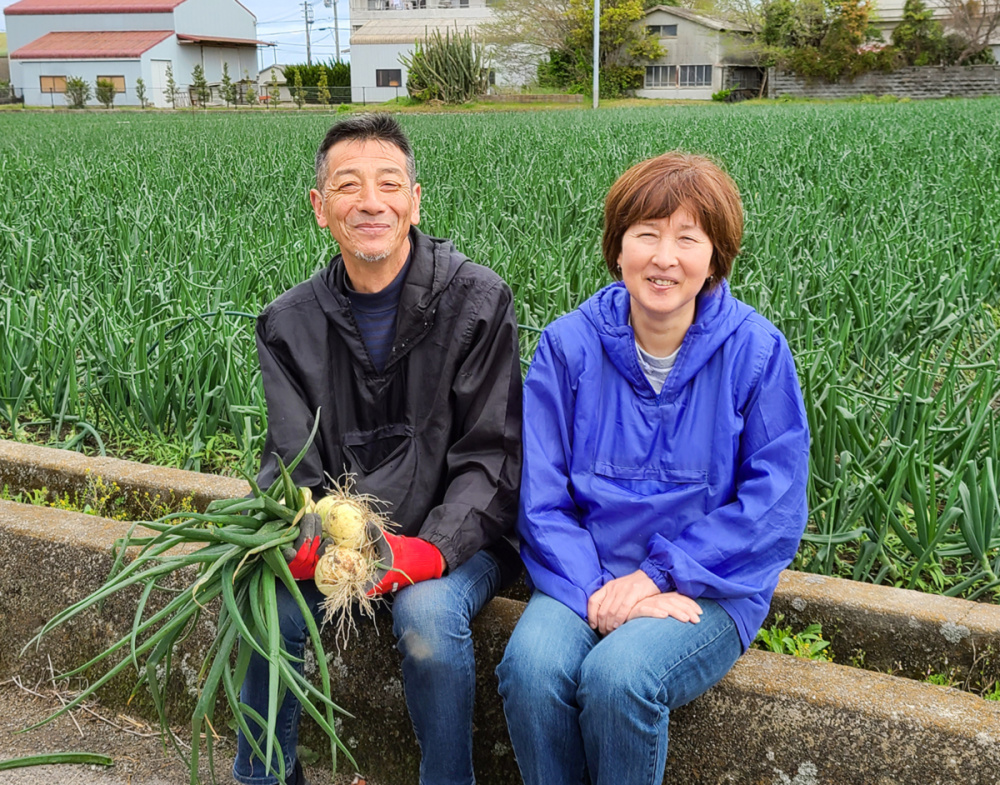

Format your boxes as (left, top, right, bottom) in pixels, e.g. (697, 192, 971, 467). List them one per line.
(367, 530, 445, 597)
(283, 513, 327, 581)
(587, 570, 660, 635)
(626, 592, 703, 624)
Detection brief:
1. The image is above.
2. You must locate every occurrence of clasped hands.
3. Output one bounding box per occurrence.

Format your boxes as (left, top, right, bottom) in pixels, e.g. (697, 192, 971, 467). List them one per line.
(586, 570, 703, 636)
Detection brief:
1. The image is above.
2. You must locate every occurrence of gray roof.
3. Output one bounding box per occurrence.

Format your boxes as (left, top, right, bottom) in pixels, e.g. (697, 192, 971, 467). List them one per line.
(645, 5, 752, 33)
(350, 17, 486, 45)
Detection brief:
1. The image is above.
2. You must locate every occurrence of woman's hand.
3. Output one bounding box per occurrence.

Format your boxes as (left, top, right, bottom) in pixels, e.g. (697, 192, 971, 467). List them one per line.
(626, 592, 703, 624)
(587, 570, 660, 635)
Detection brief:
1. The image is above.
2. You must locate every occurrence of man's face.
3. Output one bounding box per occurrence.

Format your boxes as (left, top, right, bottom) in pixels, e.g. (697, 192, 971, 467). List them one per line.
(310, 139, 421, 272)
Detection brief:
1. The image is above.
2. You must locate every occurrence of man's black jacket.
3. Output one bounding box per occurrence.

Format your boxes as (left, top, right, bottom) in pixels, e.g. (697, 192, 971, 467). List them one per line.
(255, 228, 523, 574)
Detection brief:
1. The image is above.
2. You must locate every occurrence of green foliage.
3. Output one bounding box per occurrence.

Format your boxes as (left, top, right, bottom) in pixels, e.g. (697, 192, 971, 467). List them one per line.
(191, 64, 210, 108)
(400, 27, 491, 104)
(95, 78, 116, 109)
(754, 614, 833, 661)
(243, 69, 257, 106)
(316, 68, 331, 105)
(268, 68, 281, 106)
(165, 64, 178, 109)
(292, 69, 306, 109)
(64, 76, 91, 109)
(282, 60, 350, 104)
(135, 77, 148, 109)
(220, 62, 237, 108)
(712, 88, 733, 101)
(892, 0, 948, 65)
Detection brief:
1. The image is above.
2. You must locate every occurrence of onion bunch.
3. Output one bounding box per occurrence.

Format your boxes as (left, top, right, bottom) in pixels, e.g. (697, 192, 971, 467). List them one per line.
(22, 419, 363, 785)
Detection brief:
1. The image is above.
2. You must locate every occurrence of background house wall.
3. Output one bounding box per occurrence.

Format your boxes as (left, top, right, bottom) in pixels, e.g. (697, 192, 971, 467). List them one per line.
(637, 8, 734, 99)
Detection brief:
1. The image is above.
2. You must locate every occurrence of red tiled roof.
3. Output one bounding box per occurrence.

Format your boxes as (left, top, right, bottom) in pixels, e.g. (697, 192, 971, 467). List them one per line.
(11, 30, 174, 59)
(177, 33, 272, 46)
(4, 0, 185, 14)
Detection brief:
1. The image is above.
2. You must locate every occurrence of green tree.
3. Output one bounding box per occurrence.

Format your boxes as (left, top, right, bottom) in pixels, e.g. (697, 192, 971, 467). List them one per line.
(243, 69, 257, 106)
(191, 64, 210, 108)
(268, 68, 281, 106)
(64, 76, 91, 109)
(220, 62, 237, 107)
(564, 0, 664, 97)
(95, 78, 117, 109)
(165, 64, 179, 108)
(135, 76, 148, 108)
(292, 69, 306, 108)
(316, 68, 331, 105)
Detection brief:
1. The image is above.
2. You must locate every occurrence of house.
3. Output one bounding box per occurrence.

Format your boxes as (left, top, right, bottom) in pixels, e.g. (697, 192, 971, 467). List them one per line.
(871, 0, 1000, 61)
(349, 0, 525, 103)
(637, 5, 761, 100)
(4, 0, 273, 107)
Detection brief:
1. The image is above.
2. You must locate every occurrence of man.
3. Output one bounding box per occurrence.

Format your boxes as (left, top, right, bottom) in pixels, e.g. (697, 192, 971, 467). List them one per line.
(233, 114, 522, 785)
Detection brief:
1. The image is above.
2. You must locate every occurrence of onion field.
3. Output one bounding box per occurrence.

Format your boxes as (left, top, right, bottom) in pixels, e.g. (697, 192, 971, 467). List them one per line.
(1, 100, 999, 596)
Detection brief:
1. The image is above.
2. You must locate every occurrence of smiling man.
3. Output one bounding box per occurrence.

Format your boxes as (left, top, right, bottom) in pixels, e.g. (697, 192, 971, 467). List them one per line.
(234, 115, 523, 785)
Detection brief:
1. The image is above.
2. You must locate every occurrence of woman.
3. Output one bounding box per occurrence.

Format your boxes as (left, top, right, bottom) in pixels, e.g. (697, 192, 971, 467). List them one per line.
(497, 152, 810, 785)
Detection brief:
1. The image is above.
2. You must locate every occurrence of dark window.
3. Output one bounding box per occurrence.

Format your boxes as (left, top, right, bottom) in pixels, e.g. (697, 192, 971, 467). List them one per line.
(679, 65, 712, 87)
(376, 69, 402, 87)
(645, 65, 676, 88)
(646, 24, 678, 36)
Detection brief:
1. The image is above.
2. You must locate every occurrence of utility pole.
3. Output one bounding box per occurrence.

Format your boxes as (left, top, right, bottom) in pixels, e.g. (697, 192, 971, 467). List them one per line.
(324, 0, 341, 61)
(592, 0, 599, 109)
(303, 1, 315, 66)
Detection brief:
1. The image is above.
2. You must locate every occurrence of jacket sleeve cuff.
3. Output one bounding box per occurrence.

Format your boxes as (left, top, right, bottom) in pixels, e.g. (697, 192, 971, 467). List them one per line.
(640, 558, 675, 593)
(421, 532, 457, 574)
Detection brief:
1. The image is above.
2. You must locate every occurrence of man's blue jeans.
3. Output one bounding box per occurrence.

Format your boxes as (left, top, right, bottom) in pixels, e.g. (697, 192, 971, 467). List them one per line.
(233, 550, 502, 785)
(496, 591, 742, 785)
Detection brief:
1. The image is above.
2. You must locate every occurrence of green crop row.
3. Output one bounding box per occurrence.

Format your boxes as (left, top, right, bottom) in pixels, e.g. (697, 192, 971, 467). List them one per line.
(1, 101, 998, 597)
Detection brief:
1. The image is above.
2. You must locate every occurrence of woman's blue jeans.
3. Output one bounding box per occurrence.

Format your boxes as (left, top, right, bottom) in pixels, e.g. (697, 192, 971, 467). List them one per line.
(496, 591, 742, 785)
(233, 550, 502, 785)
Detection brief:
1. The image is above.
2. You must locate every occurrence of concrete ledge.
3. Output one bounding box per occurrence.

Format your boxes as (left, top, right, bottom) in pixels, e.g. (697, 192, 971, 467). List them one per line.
(3, 441, 1000, 782)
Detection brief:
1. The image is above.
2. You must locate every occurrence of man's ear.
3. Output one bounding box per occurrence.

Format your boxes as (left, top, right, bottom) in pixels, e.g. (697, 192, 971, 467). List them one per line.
(309, 188, 327, 228)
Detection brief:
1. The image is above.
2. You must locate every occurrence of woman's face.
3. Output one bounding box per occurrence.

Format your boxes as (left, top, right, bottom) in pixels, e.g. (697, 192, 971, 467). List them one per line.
(618, 207, 715, 337)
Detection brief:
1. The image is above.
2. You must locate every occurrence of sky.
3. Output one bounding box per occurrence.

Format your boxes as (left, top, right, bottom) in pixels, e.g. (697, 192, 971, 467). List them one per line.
(0, 0, 352, 69)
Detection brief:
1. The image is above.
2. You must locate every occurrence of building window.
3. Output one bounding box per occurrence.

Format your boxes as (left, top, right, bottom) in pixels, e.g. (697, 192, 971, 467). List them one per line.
(376, 69, 402, 87)
(460, 0, 469, 6)
(645, 65, 676, 88)
(97, 75, 126, 92)
(646, 24, 677, 37)
(679, 65, 712, 87)
(40, 75, 67, 93)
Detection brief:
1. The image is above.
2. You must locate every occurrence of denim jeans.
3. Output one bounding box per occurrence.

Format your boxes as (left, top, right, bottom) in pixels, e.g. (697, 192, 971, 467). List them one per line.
(233, 549, 502, 785)
(496, 591, 742, 785)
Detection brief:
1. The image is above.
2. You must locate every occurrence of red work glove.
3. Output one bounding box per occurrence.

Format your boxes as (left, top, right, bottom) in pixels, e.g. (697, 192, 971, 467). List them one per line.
(282, 513, 327, 580)
(366, 529, 444, 596)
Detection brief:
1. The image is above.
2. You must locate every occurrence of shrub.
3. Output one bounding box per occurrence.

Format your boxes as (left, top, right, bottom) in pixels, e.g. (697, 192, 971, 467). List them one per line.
(712, 88, 733, 102)
(95, 78, 117, 109)
(400, 28, 490, 104)
(191, 64, 210, 108)
(135, 77, 148, 108)
(64, 77, 91, 109)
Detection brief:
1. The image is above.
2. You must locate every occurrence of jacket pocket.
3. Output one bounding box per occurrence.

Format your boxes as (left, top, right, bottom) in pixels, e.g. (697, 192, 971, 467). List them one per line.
(341, 424, 418, 522)
(593, 460, 707, 497)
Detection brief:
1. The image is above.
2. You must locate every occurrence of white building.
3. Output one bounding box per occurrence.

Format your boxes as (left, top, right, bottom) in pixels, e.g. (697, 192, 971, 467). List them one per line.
(5, 0, 272, 107)
(348, 0, 506, 103)
(872, 0, 1000, 61)
(637, 6, 759, 100)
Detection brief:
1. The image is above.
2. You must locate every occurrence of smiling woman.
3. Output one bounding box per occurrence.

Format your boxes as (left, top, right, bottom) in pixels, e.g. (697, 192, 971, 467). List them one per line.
(497, 151, 811, 785)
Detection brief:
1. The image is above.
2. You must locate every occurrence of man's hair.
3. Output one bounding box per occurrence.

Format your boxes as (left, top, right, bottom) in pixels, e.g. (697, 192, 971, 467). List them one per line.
(314, 114, 417, 191)
(602, 152, 743, 291)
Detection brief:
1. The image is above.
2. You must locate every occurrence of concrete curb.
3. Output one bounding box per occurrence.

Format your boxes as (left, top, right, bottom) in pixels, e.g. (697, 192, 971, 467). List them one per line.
(3, 440, 1000, 782)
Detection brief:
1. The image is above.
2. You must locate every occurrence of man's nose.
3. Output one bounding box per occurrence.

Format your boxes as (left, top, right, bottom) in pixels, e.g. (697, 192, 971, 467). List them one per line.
(357, 182, 384, 212)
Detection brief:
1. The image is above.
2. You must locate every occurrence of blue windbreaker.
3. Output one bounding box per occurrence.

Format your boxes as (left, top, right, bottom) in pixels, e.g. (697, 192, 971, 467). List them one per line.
(519, 281, 810, 649)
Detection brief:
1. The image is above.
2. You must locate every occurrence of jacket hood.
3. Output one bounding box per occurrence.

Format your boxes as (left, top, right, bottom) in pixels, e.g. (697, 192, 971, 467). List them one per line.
(580, 280, 754, 396)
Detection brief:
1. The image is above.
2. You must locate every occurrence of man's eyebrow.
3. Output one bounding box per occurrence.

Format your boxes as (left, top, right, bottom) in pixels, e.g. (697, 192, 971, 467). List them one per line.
(329, 166, 406, 180)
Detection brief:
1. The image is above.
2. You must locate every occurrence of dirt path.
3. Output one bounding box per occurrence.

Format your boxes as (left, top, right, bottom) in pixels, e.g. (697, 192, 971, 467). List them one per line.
(0, 680, 360, 785)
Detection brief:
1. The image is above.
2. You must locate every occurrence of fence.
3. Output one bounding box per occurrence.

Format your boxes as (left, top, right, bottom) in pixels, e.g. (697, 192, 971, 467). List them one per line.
(0, 84, 24, 106)
(768, 64, 1000, 100)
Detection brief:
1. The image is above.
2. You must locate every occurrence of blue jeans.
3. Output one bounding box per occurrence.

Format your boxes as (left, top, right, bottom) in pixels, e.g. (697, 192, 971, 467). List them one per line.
(233, 550, 502, 785)
(496, 591, 742, 785)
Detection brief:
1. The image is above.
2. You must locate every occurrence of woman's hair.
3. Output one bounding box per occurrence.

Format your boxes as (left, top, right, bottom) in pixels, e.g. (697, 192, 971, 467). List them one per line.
(602, 152, 743, 291)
